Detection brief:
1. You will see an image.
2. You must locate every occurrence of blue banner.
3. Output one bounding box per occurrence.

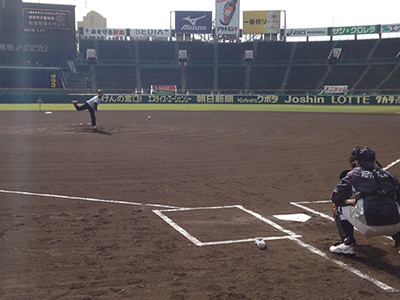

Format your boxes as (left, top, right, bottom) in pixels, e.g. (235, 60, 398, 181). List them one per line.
(175, 11, 212, 34)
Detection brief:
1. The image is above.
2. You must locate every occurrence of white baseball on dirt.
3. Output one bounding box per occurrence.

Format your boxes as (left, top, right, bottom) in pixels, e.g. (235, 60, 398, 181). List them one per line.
(255, 237, 267, 250)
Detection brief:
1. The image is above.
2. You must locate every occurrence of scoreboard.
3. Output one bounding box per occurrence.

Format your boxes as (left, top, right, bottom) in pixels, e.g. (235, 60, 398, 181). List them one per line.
(1, 0, 75, 37)
(0, 1, 76, 73)
(22, 7, 73, 34)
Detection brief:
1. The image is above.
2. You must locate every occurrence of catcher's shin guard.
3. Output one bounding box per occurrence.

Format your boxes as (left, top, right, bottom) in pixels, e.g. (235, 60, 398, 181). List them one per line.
(334, 207, 355, 244)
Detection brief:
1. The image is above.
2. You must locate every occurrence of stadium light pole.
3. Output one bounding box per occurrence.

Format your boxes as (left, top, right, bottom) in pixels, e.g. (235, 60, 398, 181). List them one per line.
(170, 11, 174, 30)
(282, 10, 286, 41)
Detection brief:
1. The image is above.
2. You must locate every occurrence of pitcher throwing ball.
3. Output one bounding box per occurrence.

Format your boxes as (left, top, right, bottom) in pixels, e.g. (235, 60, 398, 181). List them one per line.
(71, 89, 103, 131)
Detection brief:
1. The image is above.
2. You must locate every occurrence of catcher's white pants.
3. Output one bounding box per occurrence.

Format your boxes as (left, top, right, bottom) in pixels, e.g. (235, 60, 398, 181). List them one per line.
(340, 202, 400, 237)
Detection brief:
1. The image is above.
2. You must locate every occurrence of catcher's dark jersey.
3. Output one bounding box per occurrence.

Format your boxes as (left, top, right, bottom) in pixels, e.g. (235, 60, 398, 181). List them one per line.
(332, 167, 400, 226)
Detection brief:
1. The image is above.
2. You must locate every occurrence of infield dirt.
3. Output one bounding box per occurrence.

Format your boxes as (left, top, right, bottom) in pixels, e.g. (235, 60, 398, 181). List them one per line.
(1, 110, 399, 299)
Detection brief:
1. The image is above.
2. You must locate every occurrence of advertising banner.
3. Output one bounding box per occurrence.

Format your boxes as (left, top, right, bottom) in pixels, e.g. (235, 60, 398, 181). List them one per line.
(130, 29, 171, 38)
(100, 94, 400, 106)
(2, 91, 400, 105)
(0, 43, 48, 53)
(332, 25, 377, 36)
(285, 28, 328, 37)
(216, 0, 240, 35)
(381, 24, 400, 33)
(83, 27, 126, 38)
(323, 85, 348, 94)
(150, 85, 177, 94)
(175, 11, 212, 34)
(243, 11, 280, 34)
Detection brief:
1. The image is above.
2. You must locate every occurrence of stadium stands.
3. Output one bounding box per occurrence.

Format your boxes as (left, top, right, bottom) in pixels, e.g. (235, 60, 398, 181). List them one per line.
(218, 42, 253, 64)
(137, 41, 175, 63)
(185, 66, 214, 91)
(285, 65, 328, 92)
(96, 40, 136, 61)
(334, 40, 378, 60)
(378, 66, 400, 91)
(249, 66, 287, 92)
(255, 41, 293, 63)
(177, 41, 215, 64)
(93, 65, 137, 91)
(0, 1, 399, 94)
(140, 66, 182, 89)
(354, 64, 395, 93)
(218, 66, 246, 90)
(72, 37, 400, 94)
(2, 24, 399, 94)
(293, 41, 333, 61)
(325, 65, 367, 87)
(371, 38, 400, 60)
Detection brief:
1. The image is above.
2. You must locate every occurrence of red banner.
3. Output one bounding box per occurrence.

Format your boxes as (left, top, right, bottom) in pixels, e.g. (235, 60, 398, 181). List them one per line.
(151, 85, 177, 94)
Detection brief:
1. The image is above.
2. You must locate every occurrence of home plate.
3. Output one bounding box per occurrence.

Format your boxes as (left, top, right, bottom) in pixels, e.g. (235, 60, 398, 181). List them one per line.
(273, 213, 311, 222)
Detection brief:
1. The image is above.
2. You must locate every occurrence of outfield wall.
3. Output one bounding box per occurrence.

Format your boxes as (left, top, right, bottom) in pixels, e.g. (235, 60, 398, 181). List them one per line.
(0, 90, 400, 105)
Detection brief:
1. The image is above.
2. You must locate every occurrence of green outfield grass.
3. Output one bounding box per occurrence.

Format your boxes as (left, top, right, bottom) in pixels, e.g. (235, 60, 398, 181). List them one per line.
(0, 103, 399, 114)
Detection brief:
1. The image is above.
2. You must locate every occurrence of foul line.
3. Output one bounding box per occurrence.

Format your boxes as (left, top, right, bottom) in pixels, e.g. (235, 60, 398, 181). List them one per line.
(383, 158, 400, 171)
(289, 202, 399, 292)
(0, 189, 180, 209)
(289, 236, 400, 293)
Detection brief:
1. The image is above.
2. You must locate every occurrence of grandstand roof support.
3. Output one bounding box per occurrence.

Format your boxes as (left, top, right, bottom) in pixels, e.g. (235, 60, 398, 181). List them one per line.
(372, 64, 400, 94)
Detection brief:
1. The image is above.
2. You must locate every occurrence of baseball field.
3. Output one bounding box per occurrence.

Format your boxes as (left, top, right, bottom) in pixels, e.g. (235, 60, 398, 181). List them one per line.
(1, 105, 400, 299)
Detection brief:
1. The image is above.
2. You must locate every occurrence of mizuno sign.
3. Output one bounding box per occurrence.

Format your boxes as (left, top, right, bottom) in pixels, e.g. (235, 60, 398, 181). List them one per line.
(175, 11, 212, 34)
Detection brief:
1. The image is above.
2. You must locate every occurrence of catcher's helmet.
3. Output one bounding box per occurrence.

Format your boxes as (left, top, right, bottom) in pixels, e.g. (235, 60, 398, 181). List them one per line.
(349, 146, 376, 169)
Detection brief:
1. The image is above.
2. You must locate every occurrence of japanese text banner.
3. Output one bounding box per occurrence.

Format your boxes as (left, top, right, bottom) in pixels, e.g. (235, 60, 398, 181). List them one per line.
(332, 25, 377, 36)
(243, 11, 280, 34)
(83, 27, 126, 38)
(216, 0, 240, 35)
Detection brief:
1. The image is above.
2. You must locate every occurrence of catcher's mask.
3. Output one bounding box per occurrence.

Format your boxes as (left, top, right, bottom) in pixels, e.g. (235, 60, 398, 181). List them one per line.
(348, 146, 376, 169)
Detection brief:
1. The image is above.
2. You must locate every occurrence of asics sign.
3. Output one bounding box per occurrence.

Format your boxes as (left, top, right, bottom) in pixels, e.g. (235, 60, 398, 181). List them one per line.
(175, 11, 212, 34)
(285, 28, 328, 37)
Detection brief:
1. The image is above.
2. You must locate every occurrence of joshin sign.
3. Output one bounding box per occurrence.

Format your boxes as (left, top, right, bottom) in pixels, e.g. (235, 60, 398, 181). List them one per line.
(216, 0, 240, 35)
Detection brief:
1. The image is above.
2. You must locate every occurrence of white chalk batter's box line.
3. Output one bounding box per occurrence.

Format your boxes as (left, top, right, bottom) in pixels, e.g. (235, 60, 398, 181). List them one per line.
(153, 205, 302, 247)
(1, 190, 399, 292)
(154, 203, 400, 293)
